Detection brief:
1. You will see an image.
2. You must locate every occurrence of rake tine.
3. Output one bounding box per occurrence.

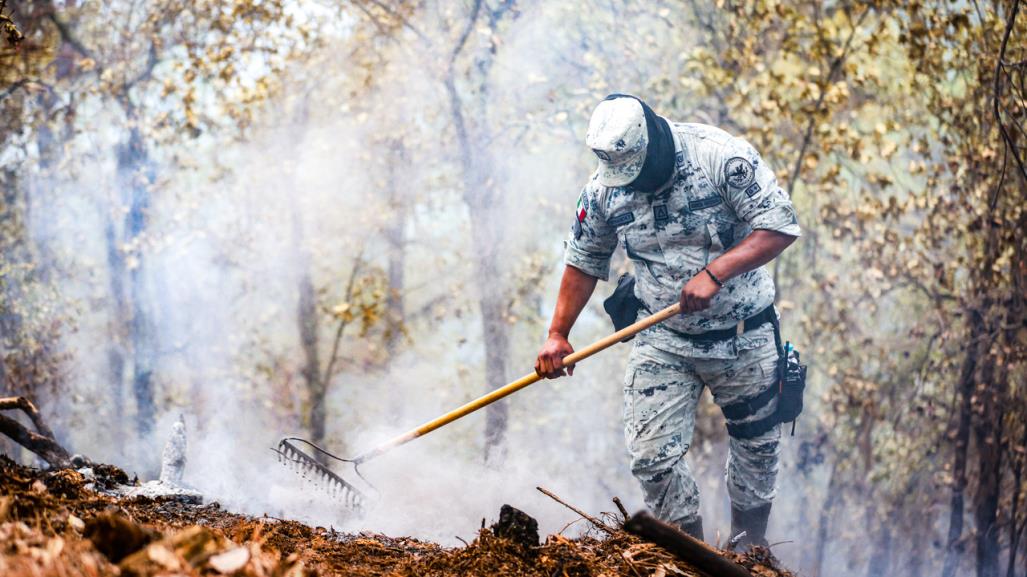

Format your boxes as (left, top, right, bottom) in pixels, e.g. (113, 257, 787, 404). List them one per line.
(273, 438, 369, 514)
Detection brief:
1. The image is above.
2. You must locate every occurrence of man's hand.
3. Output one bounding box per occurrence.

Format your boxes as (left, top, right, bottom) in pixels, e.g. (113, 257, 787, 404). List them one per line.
(678, 230, 796, 315)
(679, 270, 722, 313)
(537, 265, 597, 379)
(535, 332, 575, 379)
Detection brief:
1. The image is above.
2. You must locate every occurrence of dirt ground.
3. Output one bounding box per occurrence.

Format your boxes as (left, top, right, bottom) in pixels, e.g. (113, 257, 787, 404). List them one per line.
(0, 455, 794, 576)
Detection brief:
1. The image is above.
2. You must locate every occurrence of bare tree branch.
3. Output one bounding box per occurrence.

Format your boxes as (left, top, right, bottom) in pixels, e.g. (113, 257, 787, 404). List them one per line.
(994, 0, 1027, 185)
(46, 12, 96, 61)
(448, 0, 482, 69)
(0, 397, 71, 468)
(787, 6, 873, 198)
(321, 247, 366, 385)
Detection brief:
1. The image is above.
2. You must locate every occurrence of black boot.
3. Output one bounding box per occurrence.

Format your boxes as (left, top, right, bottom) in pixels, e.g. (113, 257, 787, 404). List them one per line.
(730, 503, 771, 549)
(678, 516, 704, 541)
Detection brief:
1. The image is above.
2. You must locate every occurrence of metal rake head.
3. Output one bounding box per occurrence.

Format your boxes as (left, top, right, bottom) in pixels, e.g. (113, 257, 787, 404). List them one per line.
(273, 437, 372, 514)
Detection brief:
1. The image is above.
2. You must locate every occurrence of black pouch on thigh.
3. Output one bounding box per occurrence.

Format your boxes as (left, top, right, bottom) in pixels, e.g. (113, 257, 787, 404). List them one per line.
(603, 273, 643, 342)
(777, 345, 807, 426)
(724, 309, 809, 440)
(770, 313, 808, 435)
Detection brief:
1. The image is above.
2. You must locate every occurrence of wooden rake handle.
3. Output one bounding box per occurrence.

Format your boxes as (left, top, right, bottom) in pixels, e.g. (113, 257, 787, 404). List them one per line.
(353, 302, 681, 464)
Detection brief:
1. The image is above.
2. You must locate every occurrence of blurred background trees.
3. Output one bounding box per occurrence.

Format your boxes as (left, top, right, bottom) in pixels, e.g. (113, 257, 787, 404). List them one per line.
(1, 1, 1024, 577)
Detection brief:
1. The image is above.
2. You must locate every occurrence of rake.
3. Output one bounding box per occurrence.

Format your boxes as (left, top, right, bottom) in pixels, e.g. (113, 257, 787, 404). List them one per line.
(275, 302, 682, 513)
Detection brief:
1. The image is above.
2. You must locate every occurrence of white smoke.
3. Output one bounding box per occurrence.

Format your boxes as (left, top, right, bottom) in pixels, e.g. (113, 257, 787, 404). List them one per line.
(17, 3, 939, 576)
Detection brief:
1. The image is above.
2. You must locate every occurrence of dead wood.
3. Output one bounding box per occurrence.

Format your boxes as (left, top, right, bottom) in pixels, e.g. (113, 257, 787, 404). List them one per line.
(612, 496, 629, 520)
(536, 486, 616, 535)
(0, 396, 72, 468)
(84, 512, 159, 563)
(625, 510, 752, 577)
(1, 455, 801, 577)
(490, 504, 539, 550)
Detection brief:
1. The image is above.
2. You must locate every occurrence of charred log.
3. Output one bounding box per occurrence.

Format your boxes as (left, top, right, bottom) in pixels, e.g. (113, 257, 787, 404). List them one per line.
(625, 510, 752, 577)
(0, 396, 71, 468)
(490, 504, 539, 551)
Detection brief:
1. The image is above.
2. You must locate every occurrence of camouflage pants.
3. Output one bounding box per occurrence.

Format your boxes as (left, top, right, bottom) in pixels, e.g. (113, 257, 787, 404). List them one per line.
(622, 333, 781, 527)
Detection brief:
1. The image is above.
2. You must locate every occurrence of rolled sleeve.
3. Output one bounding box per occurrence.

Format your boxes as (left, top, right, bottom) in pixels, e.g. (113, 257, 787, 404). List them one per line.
(563, 183, 617, 281)
(717, 138, 801, 237)
(564, 242, 612, 280)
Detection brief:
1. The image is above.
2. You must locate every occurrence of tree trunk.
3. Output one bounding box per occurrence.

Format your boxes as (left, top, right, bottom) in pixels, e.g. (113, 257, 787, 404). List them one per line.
(973, 351, 1005, 577)
(440, 0, 521, 462)
(1004, 175, 1026, 577)
(384, 139, 407, 356)
(0, 168, 26, 396)
(104, 217, 127, 439)
(866, 523, 893, 577)
(383, 140, 408, 418)
(299, 269, 325, 446)
(1, 159, 29, 464)
(813, 462, 840, 577)
(474, 223, 510, 460)
(292, 210, 325, 447)
(907, 515, 926, 577)
(118, 124, 157, 438)
(965, 122, 1015, 576)
(942, 320, 982, 577)
(1008, 423, 1026, 577)
(445, 73, 510, 462)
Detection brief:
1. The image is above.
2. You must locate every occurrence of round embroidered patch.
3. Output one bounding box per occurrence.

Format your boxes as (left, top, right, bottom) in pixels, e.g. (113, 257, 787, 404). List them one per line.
(725, 157, 755, 188)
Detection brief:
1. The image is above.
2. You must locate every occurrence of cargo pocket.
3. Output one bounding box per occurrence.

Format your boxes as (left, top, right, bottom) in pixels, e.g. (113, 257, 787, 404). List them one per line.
(757, 351, 778, 380)
(622, 368, 640, 443)
(620, 365, 636, 429)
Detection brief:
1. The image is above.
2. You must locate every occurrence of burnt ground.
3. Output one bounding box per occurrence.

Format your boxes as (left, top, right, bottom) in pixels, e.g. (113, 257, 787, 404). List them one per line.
(0, 455, 794, 576)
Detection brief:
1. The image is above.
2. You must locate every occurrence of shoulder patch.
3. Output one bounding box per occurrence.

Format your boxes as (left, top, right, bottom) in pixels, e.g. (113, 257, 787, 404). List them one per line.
(725, 157, 755, 189)
(744, 182, 761, 197)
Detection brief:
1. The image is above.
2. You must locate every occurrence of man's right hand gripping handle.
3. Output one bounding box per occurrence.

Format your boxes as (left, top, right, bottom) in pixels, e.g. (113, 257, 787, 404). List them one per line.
(535, 332, 576, 379)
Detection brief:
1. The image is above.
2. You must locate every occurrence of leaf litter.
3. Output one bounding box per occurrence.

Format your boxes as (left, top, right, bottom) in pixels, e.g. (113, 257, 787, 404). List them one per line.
(0, 455, 794, 576)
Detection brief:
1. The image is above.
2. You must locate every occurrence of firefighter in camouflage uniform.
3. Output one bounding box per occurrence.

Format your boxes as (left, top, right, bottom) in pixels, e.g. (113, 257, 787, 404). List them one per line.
(535, 95, 800, 547)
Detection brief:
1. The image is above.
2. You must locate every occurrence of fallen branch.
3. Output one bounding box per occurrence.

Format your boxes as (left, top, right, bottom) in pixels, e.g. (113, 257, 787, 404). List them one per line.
(612, 496, 629, 520)
(536, 486, 616, 535)
(625, 510, 752, 577)
(0, 396, 72, 468)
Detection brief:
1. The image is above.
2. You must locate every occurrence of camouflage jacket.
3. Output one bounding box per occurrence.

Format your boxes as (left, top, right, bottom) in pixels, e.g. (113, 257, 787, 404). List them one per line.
(565, 122, 801, 359)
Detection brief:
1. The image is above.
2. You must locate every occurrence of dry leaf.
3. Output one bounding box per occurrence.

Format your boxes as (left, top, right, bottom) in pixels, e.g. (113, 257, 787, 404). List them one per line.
(67, 515, 85, 533)
(208, 546, 250, 574)
(146, 544, 182, 571)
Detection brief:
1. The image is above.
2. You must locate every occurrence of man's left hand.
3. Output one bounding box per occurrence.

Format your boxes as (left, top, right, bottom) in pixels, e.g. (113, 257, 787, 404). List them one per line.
(679, 271, 721, 313)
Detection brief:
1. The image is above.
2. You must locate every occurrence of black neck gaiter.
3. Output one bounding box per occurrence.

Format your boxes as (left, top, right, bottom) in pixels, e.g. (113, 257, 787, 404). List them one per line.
(603, 93, 675, 193)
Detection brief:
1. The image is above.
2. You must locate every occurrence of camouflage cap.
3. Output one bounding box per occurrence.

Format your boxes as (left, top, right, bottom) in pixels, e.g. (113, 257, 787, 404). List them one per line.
(586, 97, 648, 187)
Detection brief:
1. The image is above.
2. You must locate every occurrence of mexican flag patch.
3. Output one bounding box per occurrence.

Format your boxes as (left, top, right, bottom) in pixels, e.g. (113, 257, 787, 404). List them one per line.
(573, 195, 587, 239)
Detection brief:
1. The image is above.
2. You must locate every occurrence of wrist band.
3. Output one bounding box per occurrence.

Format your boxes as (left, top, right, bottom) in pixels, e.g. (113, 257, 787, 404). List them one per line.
(703, 266, 725, 287)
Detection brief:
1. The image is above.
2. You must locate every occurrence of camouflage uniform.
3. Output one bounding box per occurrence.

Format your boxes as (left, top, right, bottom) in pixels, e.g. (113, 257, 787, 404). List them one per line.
(565, 122, 801, 527)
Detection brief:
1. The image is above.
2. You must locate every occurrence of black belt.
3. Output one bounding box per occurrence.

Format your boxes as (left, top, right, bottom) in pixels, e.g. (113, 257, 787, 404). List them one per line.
(672, 305, 776, 344)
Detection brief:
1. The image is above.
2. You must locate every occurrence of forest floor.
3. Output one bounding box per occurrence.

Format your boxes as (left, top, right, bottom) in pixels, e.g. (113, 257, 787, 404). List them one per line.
(0, 455, 794, 576)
